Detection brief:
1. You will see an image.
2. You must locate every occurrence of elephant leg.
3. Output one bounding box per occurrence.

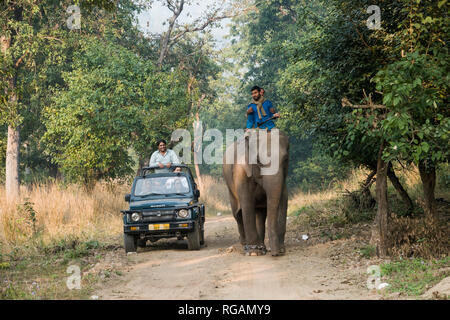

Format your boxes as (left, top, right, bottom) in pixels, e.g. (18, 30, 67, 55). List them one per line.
(277, 185, 288, 254)
(241, 201, 258, 245)
(239, 191, 263, 256)
(235, 210, 246, 246)
(229, 190, 245, 245)
(262, 174, 285, 256)
(267, 202, 281, 256)
(255, 208, 267, 253)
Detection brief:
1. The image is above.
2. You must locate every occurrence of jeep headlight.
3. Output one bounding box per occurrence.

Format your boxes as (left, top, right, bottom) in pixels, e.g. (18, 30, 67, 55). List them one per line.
(177, 209, 190, 219)
(131, 212, 141, 222)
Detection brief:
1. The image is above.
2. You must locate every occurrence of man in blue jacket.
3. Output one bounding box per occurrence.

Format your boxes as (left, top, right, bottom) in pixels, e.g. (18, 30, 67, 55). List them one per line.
(246, 86, 280, 131)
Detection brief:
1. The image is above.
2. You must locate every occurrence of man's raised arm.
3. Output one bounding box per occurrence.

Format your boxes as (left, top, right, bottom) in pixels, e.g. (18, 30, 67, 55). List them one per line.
(268, 101, 280, 118)
(246, 105, 255, 129)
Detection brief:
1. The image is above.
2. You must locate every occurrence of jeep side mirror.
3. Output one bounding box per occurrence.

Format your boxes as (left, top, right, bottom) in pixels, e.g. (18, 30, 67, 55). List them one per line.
(125, 194, 131, 202)
(194, 189, 200, 198)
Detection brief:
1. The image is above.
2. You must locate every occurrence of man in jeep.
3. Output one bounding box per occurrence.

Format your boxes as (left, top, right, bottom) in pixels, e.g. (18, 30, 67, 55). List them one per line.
(149, 139, 181, 173)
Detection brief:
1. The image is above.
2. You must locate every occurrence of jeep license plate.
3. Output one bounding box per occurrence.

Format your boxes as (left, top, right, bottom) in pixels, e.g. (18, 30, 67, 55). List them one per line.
(149, 224, 170, 231)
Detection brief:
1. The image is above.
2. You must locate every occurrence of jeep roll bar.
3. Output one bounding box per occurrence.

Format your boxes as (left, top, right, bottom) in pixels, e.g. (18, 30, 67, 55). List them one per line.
(140, 164, 194, 178)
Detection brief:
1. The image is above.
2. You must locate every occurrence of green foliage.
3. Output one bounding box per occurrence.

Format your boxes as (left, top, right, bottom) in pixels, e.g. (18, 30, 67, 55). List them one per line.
(42, 38, 190, 186)
(230, 0, 449, 191)
(1, 0, 448, 194)
(375, 52, 449, 166)
(380, 256, 450, 296)
(42, 39, 145, 185)
(226, 0, 354, 189)
(437, 163, 450, 190)
(18, 199, 38, 236)
(359, 244, 376, 259)
(1, 0, 222, 186)
(1, 0, 159, 184)
(291, 153, 351, 191)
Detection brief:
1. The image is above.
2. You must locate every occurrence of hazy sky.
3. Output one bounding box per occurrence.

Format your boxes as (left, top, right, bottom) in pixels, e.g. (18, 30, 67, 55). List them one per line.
(136, 0, 233, 47)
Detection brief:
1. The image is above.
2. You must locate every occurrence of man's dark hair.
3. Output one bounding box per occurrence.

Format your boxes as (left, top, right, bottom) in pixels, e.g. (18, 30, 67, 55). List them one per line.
(251, 85, 261, 92)
(157, 139, 167, 147)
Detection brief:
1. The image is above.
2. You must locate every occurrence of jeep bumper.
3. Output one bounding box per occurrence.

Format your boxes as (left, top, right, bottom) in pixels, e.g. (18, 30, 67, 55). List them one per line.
(124, 221, 195, 234)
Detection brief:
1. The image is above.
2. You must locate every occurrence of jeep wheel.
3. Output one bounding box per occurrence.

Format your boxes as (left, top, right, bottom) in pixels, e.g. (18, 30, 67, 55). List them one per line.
(187, 222, 201, 250)
(200, 222, 205, 246)
(137, 239, 147, 248)
(124, 234, 137, 253)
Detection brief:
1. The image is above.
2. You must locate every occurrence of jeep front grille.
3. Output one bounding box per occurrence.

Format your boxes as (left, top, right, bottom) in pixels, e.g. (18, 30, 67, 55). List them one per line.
(141, 210, 176, 222)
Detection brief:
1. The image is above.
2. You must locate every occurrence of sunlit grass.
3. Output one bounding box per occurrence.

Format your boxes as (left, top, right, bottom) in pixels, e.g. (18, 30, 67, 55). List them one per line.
(199, 175, 232, 215)
(0, 182, 127, 249)
(380, 257, 450, 297)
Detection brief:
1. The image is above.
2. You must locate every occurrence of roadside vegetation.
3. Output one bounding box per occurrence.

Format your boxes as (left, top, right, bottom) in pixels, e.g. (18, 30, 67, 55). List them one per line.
(0, 174, 233, 299)
(1, 0, 448, 300)
(380, 257, 449, 298)
(289, 164, 449, 298)
(1, 164, 448, 299)
(0, 183, 126, 299)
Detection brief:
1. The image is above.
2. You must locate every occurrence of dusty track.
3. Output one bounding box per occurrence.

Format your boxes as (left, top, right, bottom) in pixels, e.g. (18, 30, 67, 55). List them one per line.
(96, 215, 381, 300)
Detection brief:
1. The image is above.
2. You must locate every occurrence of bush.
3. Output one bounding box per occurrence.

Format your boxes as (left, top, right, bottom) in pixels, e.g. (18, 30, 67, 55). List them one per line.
(289, 154, 351, 191)
(389, 215, 450, 259)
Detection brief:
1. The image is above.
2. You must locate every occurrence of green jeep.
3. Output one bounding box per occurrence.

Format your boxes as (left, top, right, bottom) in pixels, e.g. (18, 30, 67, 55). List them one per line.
(122, 165, 205, 253)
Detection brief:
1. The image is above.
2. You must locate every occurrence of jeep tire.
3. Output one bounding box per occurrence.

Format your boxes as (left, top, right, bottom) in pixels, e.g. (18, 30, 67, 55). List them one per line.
(200, 222, 205, 246)
(187, 221, 201, 250)
(124, 234, 137, 253)
(137, 238, 147, 248)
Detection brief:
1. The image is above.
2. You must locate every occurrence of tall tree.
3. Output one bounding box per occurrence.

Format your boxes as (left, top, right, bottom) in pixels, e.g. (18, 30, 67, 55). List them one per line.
(374, 0, 449, 218)
(0, 0, 115, 200)
(155, 0, 249, 68)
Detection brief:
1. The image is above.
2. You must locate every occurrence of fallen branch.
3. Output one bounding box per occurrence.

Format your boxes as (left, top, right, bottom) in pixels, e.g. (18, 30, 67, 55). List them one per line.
(341, 97, 386, 109)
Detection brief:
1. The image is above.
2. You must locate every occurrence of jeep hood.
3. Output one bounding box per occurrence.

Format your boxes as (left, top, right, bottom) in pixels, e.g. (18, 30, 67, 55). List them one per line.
(129, 198, 192, 210)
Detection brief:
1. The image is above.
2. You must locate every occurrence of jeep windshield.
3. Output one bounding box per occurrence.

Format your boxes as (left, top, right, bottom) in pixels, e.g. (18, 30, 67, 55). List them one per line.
(134, 176, 191, 197)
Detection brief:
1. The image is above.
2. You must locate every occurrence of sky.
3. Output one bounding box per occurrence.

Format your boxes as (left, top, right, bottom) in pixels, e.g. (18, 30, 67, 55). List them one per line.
(136, 0, 233, 48)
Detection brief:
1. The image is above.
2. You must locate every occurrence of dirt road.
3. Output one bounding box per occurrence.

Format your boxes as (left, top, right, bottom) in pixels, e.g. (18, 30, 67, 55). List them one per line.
(96, 215, 381, 300)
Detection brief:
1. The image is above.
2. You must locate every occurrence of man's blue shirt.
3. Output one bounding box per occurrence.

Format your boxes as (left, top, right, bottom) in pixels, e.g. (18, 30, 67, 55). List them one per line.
(246, 100, 276, 130)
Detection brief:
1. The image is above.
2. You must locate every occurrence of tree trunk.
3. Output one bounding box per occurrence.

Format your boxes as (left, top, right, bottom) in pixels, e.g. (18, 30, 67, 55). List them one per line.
(2, 9, 23, 202)
(418, 161, 437, 218)
(6, 125, 20, 202)
(157, 0, 184, 68)
(371, 141, 390, 257)
(2, 35, 20, 201)
(193, 113, 203, 191)
(193, 152, 203, 190)
(387, 162, 414, 214)
(136, 156, 149, 177)
(362, 169, 376, 197)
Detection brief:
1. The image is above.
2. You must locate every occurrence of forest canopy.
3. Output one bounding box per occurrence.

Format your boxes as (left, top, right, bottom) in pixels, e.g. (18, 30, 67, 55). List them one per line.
(1, 0, 448, 205)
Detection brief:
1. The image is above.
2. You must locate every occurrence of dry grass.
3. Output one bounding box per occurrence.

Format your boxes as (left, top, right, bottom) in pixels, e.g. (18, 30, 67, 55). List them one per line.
(0, 182, 128, 250)
(0, 164, 447, 253)
(288, 168, 371, 215)
(0, 175, 231, 251)
(199, 175, 232, 215)
(0, 166, 446, 299)
(389, 215, 450, 259)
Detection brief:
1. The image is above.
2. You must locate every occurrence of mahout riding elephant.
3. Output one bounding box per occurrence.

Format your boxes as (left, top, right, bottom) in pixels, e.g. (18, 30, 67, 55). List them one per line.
(223, 129, 289, 256)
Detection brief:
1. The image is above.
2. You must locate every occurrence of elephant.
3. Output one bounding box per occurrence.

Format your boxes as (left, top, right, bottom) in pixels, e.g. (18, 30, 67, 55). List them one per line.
(223, 129, 289, 256)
